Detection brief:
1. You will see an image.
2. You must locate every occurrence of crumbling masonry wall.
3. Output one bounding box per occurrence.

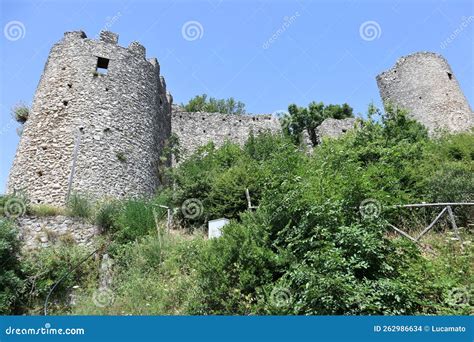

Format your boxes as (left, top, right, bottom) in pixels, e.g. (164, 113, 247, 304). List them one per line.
(171, 111, 281, 161)
(376, 52, 473, 134)
(316, 118, 357, 142)
(7, 31, 172, 206)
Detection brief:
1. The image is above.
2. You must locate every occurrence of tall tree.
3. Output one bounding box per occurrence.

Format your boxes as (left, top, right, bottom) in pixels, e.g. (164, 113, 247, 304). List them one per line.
(282, 101, 354, 146)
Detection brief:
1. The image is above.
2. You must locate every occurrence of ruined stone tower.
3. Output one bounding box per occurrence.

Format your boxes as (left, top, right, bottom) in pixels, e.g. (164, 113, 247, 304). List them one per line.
(7, 31, 172, 206)
(376, 52, 473, 134)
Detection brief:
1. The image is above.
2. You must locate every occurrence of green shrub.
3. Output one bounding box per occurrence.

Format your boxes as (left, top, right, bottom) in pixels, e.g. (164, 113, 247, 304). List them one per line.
(189, 213, 285, 315)
(180, 105, 473, 315)
(182, 94, 246, 114)
(0, 219, 25, 314)
(172, 134, 302, 227)
(95, 200, 120, 233)
(12, 103, 30, 124)
(20, 243, 98, 314)
(110, 199, 157, 246)
(67, 193, 92, 219)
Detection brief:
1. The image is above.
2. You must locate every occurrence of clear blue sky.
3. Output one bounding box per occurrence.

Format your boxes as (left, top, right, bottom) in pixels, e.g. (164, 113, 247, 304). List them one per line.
(1, 0, 473, 191)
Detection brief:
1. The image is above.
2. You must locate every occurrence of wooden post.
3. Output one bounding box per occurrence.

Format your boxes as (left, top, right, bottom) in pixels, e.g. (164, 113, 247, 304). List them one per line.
(387, 223, 419, 244)
(245, 188, 259, 210)
(392, 202, 474, 208)
(446, 206, 464, 251)
(416, 207, 447, 241)
(167, 207, 172, 232)
(245, 188, 252, 211)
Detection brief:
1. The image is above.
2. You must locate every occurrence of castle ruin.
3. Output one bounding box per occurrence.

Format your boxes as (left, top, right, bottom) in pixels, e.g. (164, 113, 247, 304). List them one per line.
(172, 109, 280, 161)
(6, 32, 473, 207)
(377, 52, 473, 134)
(7, 31, 279, 206)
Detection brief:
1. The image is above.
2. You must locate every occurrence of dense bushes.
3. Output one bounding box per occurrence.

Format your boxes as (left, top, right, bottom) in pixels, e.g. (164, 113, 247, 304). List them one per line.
(20, 243, 98, 314)
(175, 106, 473, 315)
(72, 233, 206, 315)
(0, 219, 24, 314)
(0, 218, 97, 314)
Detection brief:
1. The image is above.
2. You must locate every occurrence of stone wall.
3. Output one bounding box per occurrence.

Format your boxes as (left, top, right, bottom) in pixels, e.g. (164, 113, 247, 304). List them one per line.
(376, 52, 473, 134)
(171, 111, 281, 161)
(7, 30, 171, 206)
(316, 118, 357, 142)
(16, 215, 99, 250)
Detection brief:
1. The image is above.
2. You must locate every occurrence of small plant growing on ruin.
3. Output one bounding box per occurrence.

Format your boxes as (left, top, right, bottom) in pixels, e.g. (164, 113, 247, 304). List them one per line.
(67, 193, 92, 219)
(92, 70, 99, 77)
(58, 232, 76, 245)
(12, 103, 30, 124)
(182, 94, 246, 114)
(116, 152, 127, 162)
(95, 200, 120, 233)
(28, 204, 65, 217)
(43, 228, 59, 243)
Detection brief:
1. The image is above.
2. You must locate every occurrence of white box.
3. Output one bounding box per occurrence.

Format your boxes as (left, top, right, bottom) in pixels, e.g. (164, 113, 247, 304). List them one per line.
(208, 218, 229, 239)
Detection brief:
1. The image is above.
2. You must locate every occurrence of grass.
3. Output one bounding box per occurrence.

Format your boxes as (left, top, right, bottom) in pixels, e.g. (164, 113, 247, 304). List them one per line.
(95, 201, 120, 233)
(67, 193, 92, 219)
(116, 152, 127, 163)
(70, 230, 206, 315)
(28, 204, 65, 217)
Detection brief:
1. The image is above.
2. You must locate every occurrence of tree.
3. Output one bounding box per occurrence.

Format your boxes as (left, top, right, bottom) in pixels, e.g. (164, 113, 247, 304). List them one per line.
(282, 101, 354, 146)
(182, 94, 246, 115)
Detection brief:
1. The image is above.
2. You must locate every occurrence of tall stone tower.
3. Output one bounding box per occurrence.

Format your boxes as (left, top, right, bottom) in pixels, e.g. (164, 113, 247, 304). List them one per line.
(7, 31, 172, 206)
(376, 52, 473, 134)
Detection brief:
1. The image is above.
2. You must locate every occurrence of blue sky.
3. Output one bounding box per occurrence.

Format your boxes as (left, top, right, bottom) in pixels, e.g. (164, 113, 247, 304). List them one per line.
(0, 0, 473, 191)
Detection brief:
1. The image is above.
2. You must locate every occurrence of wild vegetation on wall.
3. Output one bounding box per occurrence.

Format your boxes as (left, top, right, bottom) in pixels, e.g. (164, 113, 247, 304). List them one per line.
(181, 94, 246, 114)
(281, 101, 354, 146)
(0, 104, 472, 315)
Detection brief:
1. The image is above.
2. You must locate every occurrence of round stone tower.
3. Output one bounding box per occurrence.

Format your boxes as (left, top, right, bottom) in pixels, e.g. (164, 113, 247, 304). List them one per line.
(376, 52, 473, 134)
(7, 31, 172, 206)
